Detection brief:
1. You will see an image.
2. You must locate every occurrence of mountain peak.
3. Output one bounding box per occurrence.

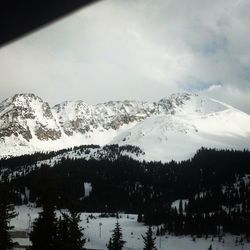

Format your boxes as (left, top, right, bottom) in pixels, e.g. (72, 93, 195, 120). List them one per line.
(158, 92, 228, 116)
(10, 93, 44, 104)
(12, 92, 40, 99)
(0, 93, 61, 144)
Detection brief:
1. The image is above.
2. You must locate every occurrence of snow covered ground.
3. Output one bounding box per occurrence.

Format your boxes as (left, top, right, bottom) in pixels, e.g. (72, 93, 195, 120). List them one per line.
(11, 205, 250, 250)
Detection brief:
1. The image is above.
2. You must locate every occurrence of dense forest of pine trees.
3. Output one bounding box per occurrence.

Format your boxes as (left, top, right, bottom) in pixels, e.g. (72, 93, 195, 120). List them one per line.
(0, 147, 250, 241)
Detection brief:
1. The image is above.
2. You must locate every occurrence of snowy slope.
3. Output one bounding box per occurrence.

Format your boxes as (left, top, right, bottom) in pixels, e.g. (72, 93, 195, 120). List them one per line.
(112, 95, 250, 162)
(0, 92, 249, 161)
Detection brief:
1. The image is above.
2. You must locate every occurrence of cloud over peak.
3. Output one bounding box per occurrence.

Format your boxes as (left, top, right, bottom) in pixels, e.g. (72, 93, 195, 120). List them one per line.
(0, 0, 249, 113)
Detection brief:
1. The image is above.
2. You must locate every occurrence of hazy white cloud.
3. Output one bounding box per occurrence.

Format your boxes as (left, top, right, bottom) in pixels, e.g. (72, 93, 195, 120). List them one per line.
(0, 0, 249, 113)
(207, 84, 223, 92)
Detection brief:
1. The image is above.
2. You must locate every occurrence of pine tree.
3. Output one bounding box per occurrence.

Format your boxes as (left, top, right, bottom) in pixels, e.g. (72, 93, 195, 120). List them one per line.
(179, 199, 183, 215)
(0, 186, 17, 250)
(142, 226, 157, 250)
(137, 213, 143, 223)
(107, 221, 126, 250)
(107, 238, 113, 250)
(57, 211, 85, 250)
(29, 202, 58, 250)
(156, 226, 160, 236)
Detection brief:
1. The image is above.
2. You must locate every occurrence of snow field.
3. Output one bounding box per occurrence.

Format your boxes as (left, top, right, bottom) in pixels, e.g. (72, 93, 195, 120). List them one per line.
(10, 205, 250, 250)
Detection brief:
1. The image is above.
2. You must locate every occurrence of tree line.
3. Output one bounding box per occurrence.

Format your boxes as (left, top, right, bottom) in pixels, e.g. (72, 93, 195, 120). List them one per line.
(0, 147, 250, 245)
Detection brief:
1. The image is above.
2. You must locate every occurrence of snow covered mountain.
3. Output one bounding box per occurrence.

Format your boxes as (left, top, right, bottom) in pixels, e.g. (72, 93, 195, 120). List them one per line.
(0, 92, 249, 161)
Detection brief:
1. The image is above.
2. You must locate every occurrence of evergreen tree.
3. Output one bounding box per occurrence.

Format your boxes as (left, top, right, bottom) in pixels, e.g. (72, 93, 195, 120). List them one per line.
(156, 226, 160, 236)
(57, 211, 85, 250)
(142, 226, 157, 250)
(29, 202, 58, 250)
(107, 221, 125, 250)
(179, 200, 183, 215)
(137, 213, 143, 223)
(246, 218, 250, 242)
(107, 238, 113, 250)
(0, 186, 17, 250)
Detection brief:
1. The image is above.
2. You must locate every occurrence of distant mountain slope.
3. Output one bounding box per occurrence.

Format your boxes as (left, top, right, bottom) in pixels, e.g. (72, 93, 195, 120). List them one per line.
(0, 92, 249, 161)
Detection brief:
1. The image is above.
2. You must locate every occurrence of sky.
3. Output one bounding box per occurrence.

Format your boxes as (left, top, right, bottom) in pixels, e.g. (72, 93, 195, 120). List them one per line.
(0, 0, 250, 114)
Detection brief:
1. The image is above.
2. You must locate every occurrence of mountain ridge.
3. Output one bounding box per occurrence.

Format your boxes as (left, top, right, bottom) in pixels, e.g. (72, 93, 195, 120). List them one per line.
(0, 92, 249, 161)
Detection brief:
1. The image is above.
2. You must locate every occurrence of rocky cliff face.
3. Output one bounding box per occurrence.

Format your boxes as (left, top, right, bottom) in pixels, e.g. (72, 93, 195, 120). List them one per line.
(53, 93, 215, 135)
(0, 92, 219, 144)
(53, 100, 158, 135)
(0, 93, 61, 142)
